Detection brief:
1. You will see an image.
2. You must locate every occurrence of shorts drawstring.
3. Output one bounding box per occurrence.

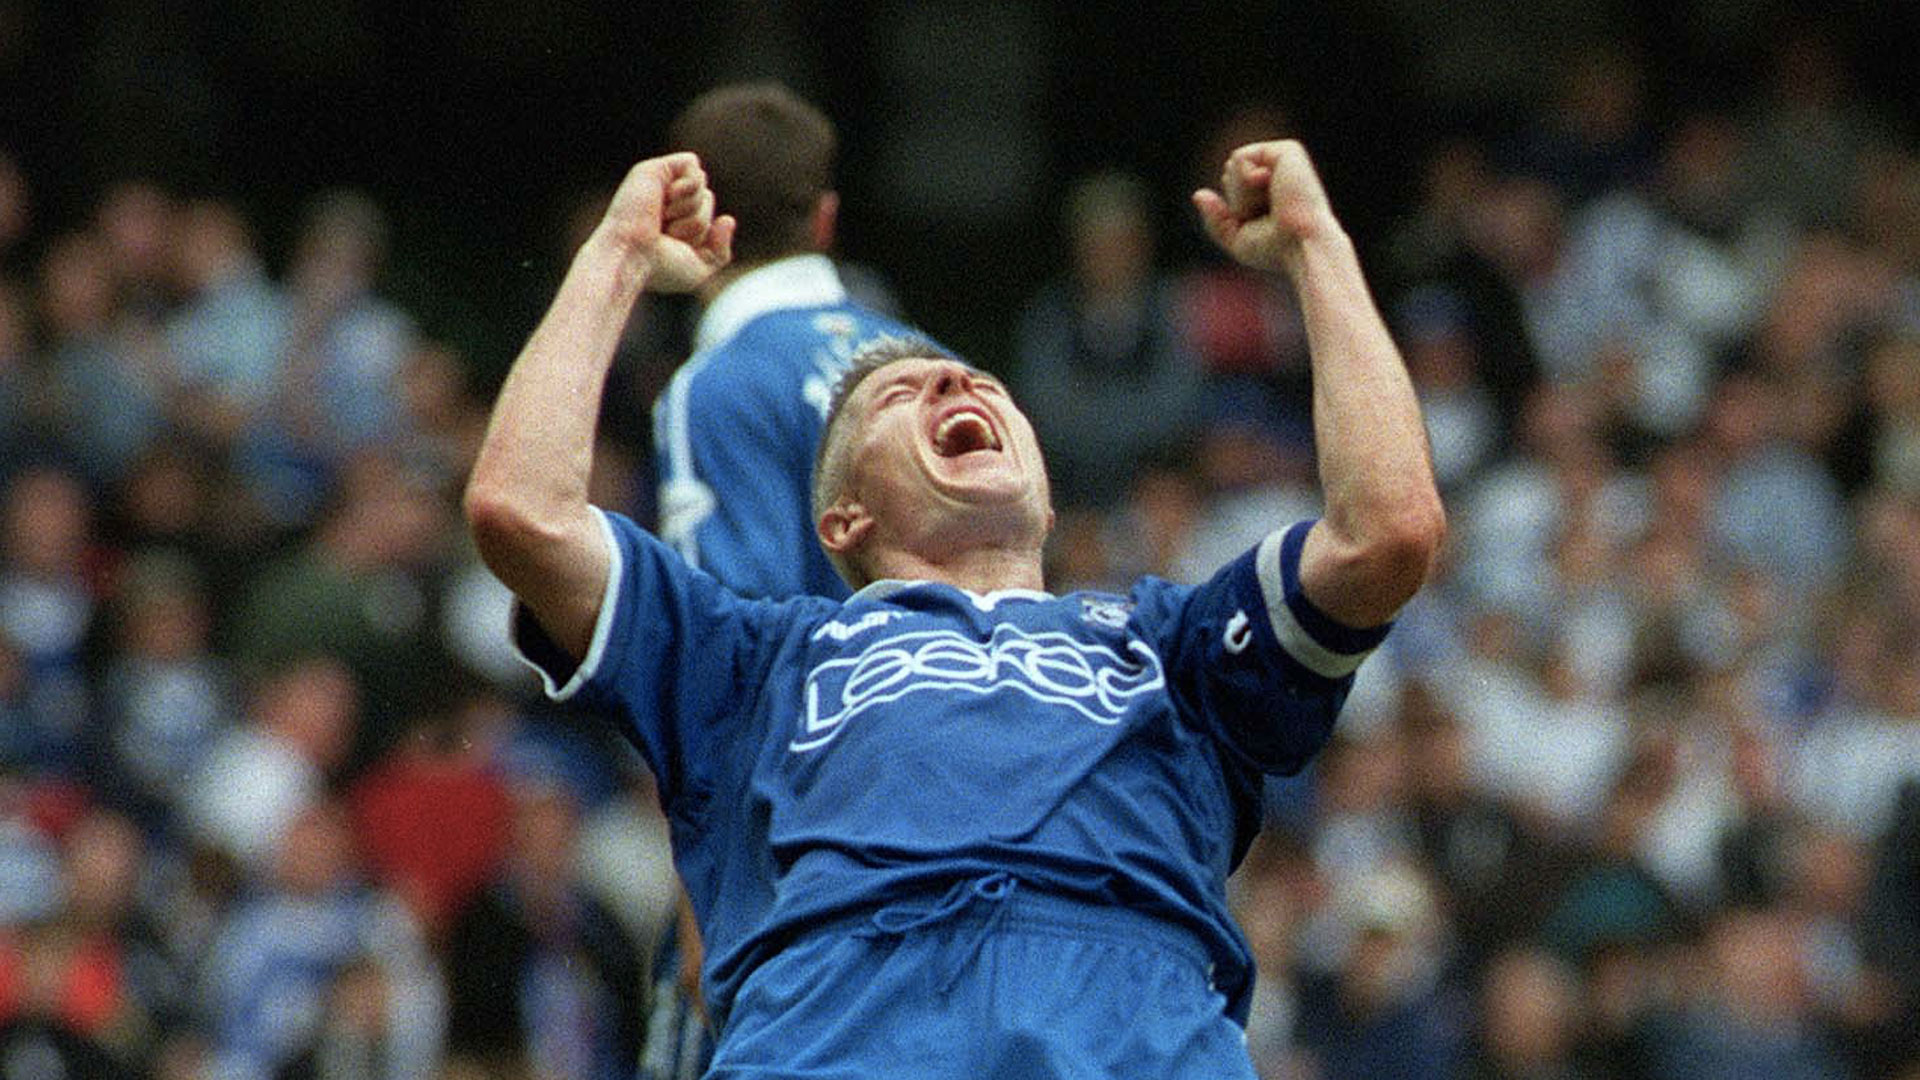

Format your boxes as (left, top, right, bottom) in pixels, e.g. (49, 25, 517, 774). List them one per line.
(854, 873, 1020, 992)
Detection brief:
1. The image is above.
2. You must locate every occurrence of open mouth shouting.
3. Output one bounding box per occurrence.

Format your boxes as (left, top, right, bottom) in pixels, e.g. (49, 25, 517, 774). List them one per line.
(931, 406, 1003, 458)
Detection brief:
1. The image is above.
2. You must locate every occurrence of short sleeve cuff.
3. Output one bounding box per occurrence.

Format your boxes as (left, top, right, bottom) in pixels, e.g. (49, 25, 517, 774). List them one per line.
(511, 508, 624, 701)
(1254, 521, 1391, 679)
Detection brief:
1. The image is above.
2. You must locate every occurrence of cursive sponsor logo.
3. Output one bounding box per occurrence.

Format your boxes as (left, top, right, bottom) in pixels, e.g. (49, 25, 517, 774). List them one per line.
(793, 624, 1165, 752)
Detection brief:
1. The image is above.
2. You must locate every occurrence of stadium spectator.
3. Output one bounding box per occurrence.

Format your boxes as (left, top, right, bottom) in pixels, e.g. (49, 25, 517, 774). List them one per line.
(197, 799, 443, 1080)
(1637, 906, 1855, 1080)
(227, 451, 455, 763)
(33, 233, 167, 486)
(94, 551, 237, 832)
(442, 774, 643, 1080)
(1463, 945, 1602, 1080)
(345, 701, 513, 944)
(163, 197, 289, 446)
(1289, 860, 1469, 1080)
(1497, 41, 1658, 207)
(1014, 169, 1205, 511)
(238, 190, 415, 526)
(179, 657, 357, 875)
(0, 465, 100, 777)
(0, 278, 30, 463)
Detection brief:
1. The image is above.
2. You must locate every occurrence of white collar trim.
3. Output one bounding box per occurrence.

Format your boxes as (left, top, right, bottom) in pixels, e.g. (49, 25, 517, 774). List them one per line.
(694, 254, 847, 352)
(851, 579, 1055, 610)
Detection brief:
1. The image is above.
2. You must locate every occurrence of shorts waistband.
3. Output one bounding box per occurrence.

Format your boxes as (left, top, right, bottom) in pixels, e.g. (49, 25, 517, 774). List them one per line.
(813, 873, 1216, 979)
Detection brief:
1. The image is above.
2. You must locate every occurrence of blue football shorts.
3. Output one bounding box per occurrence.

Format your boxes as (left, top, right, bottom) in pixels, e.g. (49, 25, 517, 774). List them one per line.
(707, 874, 1256, 1079)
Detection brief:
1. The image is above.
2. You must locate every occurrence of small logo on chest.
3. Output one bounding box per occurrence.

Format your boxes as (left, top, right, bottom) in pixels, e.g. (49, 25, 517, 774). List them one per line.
(1224, 609, 1252, 654)
(1079, 597, 1132, 629)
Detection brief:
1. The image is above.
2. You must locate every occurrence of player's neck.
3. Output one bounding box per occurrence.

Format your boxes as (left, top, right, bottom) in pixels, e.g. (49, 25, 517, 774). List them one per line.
(865, 543, 1046, 596)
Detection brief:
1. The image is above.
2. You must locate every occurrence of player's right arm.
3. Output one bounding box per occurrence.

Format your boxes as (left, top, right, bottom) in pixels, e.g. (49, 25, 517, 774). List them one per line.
(465, 154, 734, 657)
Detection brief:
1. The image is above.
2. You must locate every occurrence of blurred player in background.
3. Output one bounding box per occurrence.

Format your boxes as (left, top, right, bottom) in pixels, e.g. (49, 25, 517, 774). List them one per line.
(652, 81, 934, 601)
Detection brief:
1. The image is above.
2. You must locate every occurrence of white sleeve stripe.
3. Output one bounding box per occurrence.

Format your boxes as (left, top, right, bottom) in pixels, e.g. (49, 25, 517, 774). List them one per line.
(655, 356, 717, 563)
(657, 355, 708, 485)
(514, 634, 567, 700)
(1255, 528, 1372, 680)
(518, 507, 624, 702)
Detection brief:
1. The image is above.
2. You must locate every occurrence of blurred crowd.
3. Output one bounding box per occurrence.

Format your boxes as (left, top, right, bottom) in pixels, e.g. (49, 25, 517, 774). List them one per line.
(0, 143, 679, 1079)
(1, 13, 1919, 1080)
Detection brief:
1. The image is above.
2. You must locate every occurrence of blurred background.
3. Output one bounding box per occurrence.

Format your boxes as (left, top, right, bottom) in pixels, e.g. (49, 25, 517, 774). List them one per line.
(2, 0, 1919, 1078)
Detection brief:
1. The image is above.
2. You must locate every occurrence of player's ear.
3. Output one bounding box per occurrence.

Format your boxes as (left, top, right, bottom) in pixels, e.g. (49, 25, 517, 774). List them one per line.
(818, 498, 871, 556)
(809, 192, 839, 252)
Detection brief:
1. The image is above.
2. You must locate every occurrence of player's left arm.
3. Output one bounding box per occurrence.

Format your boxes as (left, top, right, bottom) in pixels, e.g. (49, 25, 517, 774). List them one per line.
(1140, 522, 1390, 775)
(1195, 141, 1444, 627)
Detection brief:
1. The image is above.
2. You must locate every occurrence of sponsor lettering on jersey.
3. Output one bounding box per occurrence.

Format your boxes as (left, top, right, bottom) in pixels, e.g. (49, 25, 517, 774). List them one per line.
(793, 623, 1166, 751)
(810, 609, 909, 643)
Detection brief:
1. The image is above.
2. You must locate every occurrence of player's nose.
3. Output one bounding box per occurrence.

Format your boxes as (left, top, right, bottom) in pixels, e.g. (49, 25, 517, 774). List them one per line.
(929, 361, 974, 398)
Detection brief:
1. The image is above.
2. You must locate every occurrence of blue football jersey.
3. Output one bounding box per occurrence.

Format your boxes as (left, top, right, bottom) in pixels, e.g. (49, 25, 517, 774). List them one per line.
(517, 509, 1387, 1032)
(652, 255, 927, 601)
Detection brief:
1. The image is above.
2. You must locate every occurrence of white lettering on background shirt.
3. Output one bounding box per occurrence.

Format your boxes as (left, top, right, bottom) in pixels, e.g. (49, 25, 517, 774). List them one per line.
(801, 314, 861, 419)
(793, 624, 1166, 752)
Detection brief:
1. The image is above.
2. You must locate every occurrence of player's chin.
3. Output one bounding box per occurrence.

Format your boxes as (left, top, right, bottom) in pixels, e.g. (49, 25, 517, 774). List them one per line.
(959, 472, 1050, 519)
(929, 461, 1032, 505)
